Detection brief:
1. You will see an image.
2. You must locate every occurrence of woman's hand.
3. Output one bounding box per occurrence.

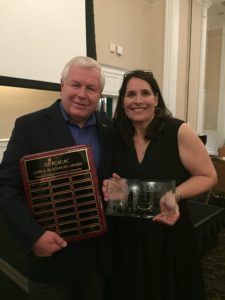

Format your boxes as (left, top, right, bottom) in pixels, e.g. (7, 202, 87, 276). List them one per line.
(153, 190, 180, 226)
(102, 173, 128, 201)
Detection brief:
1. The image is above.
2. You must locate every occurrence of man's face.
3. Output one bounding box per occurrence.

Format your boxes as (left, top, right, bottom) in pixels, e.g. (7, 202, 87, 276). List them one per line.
(60, 66, 102, 127)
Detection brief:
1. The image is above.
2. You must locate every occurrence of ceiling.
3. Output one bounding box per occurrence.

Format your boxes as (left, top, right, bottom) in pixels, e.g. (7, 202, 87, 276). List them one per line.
(141, 0, 225, 30)
(208, 0, 225, 29)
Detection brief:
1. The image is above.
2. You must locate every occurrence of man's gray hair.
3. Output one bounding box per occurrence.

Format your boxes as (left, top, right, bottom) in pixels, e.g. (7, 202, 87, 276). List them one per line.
(61, 56, 105, 90)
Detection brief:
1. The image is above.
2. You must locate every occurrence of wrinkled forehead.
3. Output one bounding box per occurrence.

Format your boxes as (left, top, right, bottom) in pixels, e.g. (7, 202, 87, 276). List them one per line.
(68, 65, 100, 82)
(65, 65, 102, 89)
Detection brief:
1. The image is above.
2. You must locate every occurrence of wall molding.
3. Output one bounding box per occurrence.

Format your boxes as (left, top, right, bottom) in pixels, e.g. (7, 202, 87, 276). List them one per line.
(101, 64, 126, 97)
(217, 24, 225, 146)
(0, 139, 9, 162)
(197, 0, 212, 135)
(163, 0, 180, 115)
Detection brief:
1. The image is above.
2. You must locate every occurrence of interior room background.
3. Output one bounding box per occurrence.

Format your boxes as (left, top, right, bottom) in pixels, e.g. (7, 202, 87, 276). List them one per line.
(0, 0, 225, 161)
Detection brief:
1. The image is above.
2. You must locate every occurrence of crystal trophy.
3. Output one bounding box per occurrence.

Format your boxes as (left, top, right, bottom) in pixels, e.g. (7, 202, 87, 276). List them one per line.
(106, 179, 175, 218)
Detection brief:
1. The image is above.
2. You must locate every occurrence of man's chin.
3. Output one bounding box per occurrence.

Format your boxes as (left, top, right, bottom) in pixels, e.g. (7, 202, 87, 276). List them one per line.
(69, 110, 92, 126)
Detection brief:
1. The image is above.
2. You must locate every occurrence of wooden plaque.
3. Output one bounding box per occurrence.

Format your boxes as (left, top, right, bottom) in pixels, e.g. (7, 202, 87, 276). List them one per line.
(20, 145, 107, 242)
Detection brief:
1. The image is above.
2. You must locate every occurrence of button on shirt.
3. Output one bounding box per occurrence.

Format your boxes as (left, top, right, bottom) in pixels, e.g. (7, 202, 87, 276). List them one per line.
(60, 103, 100, 170)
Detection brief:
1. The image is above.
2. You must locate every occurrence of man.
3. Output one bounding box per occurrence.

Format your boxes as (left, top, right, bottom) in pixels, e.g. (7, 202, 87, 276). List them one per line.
(0, 56, 113, 299)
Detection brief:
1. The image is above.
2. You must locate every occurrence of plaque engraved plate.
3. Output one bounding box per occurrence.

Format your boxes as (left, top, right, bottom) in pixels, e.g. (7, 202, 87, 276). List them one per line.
(20, 145, 107, 242)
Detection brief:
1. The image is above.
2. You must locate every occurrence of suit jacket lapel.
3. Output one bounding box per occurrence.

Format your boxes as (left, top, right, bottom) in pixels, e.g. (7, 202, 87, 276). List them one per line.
(43, 100, 75, 148)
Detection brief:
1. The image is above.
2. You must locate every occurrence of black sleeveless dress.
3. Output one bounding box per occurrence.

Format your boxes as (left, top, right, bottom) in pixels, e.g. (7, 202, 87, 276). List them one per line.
(108, 118, 206, 300)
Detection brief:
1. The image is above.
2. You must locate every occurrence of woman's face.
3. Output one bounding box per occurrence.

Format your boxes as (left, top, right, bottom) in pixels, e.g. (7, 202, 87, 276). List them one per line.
(123, 78, 158, 127)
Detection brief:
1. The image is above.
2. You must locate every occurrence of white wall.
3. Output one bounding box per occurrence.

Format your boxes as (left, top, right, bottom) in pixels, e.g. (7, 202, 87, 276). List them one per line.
(0, 0, 86, 83)
(0, 139, 9, 163)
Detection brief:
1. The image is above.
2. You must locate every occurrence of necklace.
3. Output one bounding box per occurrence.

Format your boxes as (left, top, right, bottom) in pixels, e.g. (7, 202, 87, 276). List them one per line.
(134, 136, 150, 162)
(140, 140, 150, 155)
(141, 142, 148, 155)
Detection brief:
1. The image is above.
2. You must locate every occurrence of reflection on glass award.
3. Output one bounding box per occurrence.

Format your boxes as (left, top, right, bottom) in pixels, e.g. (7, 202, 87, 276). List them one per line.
(106, 180, 175, 218)
(128, 182, 140, 213)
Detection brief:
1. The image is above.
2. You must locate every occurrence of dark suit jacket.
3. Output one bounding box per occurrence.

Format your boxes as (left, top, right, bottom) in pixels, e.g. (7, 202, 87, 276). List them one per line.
(0, 99, 113, 283)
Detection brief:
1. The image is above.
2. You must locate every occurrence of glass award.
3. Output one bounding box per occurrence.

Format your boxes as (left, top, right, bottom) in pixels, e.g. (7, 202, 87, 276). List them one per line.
(106, 179, 175, 218)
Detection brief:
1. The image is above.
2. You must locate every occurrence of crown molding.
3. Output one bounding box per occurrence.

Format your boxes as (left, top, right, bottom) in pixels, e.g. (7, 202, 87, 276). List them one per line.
(139, 0, 164, 6)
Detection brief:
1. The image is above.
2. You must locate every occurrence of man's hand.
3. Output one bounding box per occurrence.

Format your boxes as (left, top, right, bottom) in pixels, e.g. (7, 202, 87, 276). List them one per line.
(32, 231, 67, 257)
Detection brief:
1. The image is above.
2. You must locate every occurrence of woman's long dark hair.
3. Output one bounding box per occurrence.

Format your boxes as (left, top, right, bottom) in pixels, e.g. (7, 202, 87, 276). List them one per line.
(114, 70, 173, 146)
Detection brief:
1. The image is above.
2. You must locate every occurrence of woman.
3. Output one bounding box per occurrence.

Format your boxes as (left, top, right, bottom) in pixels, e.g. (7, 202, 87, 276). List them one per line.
(103, 70, 217, 300)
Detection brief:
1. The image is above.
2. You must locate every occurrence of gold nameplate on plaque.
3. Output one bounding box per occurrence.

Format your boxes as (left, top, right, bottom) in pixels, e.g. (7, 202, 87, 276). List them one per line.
(20, 145, 107, 242)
